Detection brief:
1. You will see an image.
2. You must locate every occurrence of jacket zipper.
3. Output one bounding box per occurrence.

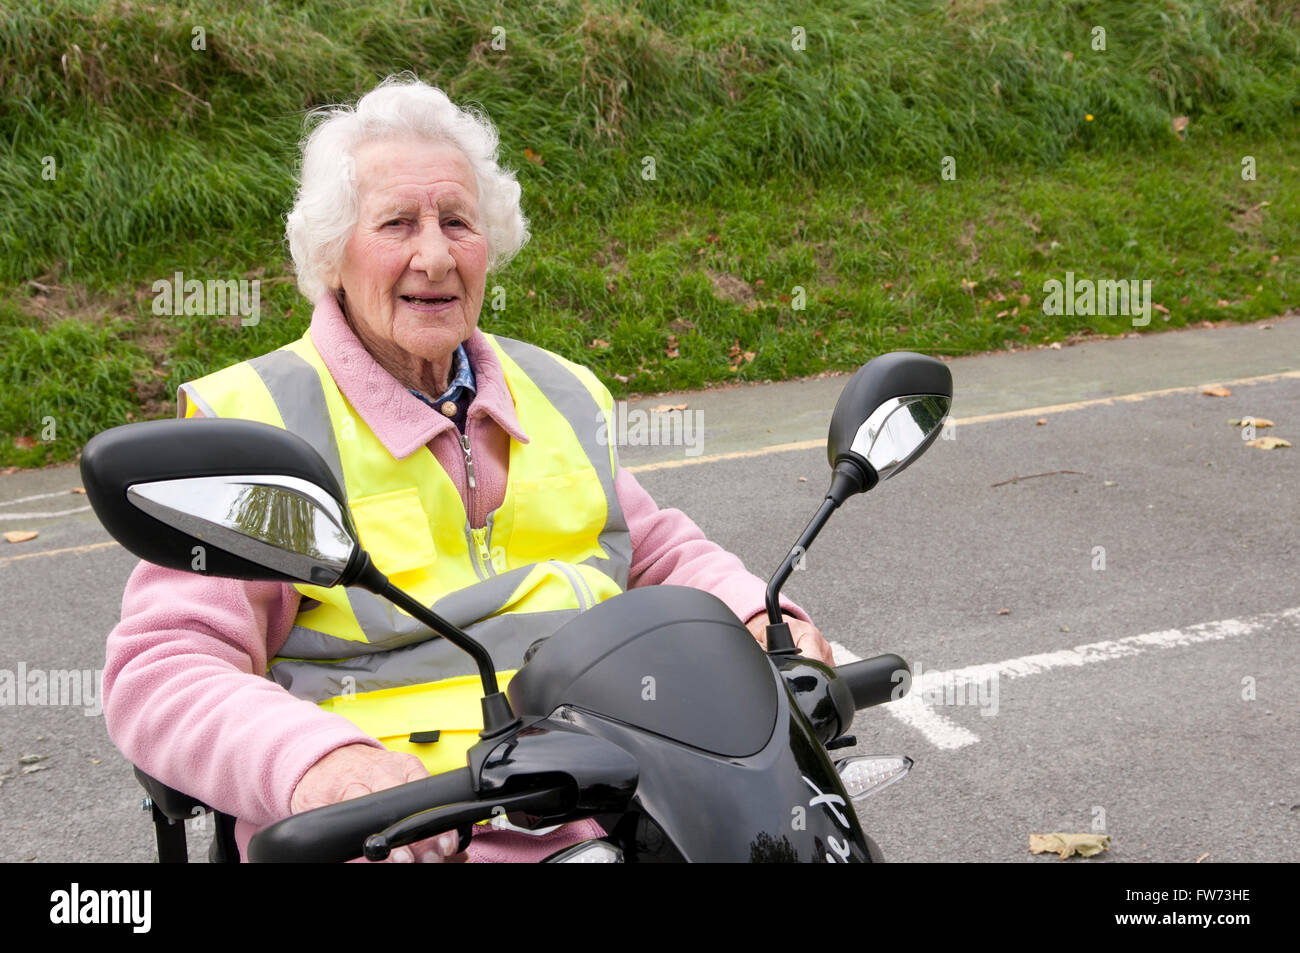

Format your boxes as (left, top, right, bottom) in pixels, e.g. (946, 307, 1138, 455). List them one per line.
(471, 526, 495, 577)
(460, 432, 477, 492)
(459, 429, 496, 577)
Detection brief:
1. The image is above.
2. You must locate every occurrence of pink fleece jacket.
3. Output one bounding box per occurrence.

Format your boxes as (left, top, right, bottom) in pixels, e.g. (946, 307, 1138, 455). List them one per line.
(102, 294, 808, 862)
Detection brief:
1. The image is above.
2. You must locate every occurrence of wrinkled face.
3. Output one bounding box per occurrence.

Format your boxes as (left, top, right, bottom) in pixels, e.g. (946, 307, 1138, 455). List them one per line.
(333, 138, 488, 366)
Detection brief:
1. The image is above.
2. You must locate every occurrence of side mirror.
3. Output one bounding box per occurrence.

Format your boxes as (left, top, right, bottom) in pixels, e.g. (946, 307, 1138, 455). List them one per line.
(81, 416, 518, 730)
(762, 350, 953, 640)
(825, 351, 952, 503)
(80, 418, 363, 586)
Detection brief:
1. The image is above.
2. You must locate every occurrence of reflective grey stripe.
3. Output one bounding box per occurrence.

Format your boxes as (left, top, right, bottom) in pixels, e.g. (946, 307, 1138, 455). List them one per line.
(549, 560, 589, 610)
(177, 382, 218, 420)
(269, 610, 580, 702)
(491, 336, 632, 589)
(279, 565, 551, 659)
(246, 349, 348, 498)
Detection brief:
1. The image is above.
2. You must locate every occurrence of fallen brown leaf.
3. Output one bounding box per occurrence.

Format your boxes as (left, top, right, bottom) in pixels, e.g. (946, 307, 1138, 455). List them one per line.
(1245, 437, 1290, 450)
(4, 531, 39, 544)
(651, 403, 689, 413)
(1202, 386, 1232, 397)
(997, 608, 1011, 615)
(1036, 418, 1047, 426)
(1228, 418, 1274, 428)
(1030, 832, 1112, 860)
(71, 487, 87, 494)
(588, 338, 611, 350)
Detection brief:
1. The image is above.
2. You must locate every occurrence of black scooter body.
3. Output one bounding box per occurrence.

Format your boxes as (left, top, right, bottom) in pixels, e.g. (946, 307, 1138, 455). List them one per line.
(508, 586, 876, 862)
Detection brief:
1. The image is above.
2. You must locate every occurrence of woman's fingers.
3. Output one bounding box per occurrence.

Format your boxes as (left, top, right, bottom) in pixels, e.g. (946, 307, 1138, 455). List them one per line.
(292, 743, 469, 862)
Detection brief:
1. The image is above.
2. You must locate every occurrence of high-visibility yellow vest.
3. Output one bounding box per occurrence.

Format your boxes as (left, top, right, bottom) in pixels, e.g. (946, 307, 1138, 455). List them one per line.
(178, 329, 631, 773)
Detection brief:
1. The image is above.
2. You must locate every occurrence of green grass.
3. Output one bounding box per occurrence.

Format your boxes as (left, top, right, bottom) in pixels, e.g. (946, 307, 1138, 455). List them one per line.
(1, 0, 1298, 466)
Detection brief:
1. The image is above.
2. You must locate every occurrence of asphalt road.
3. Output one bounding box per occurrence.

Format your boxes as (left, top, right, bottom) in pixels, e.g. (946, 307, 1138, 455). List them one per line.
(1, 315, 1297, 863)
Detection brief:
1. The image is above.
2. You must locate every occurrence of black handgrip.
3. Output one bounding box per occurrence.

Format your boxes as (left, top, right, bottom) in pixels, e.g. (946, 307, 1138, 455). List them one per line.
(248, 767, 477, 863)
(835, 654, 910, 710)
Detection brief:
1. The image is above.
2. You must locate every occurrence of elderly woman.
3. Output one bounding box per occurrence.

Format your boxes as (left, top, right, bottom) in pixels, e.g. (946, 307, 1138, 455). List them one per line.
(104, 77, 830, 863)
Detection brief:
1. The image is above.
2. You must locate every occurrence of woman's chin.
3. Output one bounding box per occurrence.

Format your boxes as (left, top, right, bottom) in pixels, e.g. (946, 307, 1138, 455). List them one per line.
(396, 319, 476, 360)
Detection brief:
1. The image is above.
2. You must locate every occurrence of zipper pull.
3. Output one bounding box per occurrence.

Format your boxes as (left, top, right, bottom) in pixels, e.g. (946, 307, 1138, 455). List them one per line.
(460, 433, 476, 489)
(472, 527, 491, 565)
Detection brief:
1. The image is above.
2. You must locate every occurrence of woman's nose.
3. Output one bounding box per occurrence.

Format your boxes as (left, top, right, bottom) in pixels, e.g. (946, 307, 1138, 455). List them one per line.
(411, 224, 456, 279)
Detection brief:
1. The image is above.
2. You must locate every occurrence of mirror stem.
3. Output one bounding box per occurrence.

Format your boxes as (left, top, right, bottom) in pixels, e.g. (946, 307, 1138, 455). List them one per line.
(353, 557, 507, 706)
(763, 495, 841, 651)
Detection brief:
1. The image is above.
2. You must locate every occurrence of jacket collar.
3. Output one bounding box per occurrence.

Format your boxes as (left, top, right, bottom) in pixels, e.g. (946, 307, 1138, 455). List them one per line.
(307, 292, 529, 460)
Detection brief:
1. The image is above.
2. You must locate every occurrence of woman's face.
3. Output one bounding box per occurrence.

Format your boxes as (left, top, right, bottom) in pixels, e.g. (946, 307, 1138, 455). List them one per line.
(334, 138, 488, 370)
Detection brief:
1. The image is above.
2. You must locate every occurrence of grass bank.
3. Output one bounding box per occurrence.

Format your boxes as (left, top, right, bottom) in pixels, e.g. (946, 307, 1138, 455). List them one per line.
(1, 0, 1297, 466)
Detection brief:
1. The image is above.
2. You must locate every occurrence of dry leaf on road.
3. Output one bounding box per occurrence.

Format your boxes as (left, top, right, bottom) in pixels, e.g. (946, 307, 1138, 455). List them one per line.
(1202, 385, 1232, 397)
(1030, 832, 1112, 860)
(1035, 418, 1047, 426)
(1228, 418, 1274, 428)
(651, 403, 689, 413)
(3, 531, 38, 544)
(1245, 437, 1291, 450)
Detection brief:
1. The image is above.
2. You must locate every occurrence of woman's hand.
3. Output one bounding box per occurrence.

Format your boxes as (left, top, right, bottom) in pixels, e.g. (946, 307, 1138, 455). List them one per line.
(291, 743, 467, 863)
(745, 614, 836, 667)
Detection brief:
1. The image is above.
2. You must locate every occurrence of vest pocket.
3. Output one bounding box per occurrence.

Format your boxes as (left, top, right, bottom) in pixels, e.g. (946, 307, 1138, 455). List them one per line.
(348, 486, 438, 577)
(506, 469, 606, 566)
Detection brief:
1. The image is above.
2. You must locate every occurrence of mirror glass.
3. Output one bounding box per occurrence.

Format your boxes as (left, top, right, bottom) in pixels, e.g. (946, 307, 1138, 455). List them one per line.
(849, 395, 951, 482)
(126, 474, 357, 585)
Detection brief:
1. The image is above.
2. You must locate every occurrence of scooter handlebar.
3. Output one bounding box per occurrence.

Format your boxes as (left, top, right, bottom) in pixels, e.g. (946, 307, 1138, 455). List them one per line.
(835, 653, 910, 710)
(248, 766, 477, 863)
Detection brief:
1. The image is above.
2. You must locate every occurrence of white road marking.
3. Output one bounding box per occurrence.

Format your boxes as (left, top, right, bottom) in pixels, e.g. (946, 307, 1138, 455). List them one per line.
(0, 506, 91, 520)
(0, 489, 84, 507)
(833, 606, 1300, 750)
(0, 489, 91, 520)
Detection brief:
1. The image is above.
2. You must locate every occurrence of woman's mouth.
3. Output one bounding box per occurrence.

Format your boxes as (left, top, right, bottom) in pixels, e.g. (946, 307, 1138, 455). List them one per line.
(401, 294, 458, 311)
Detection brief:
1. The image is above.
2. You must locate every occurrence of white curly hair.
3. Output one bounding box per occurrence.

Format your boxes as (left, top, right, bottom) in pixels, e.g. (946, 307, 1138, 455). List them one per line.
(286, 75, 531, 302)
